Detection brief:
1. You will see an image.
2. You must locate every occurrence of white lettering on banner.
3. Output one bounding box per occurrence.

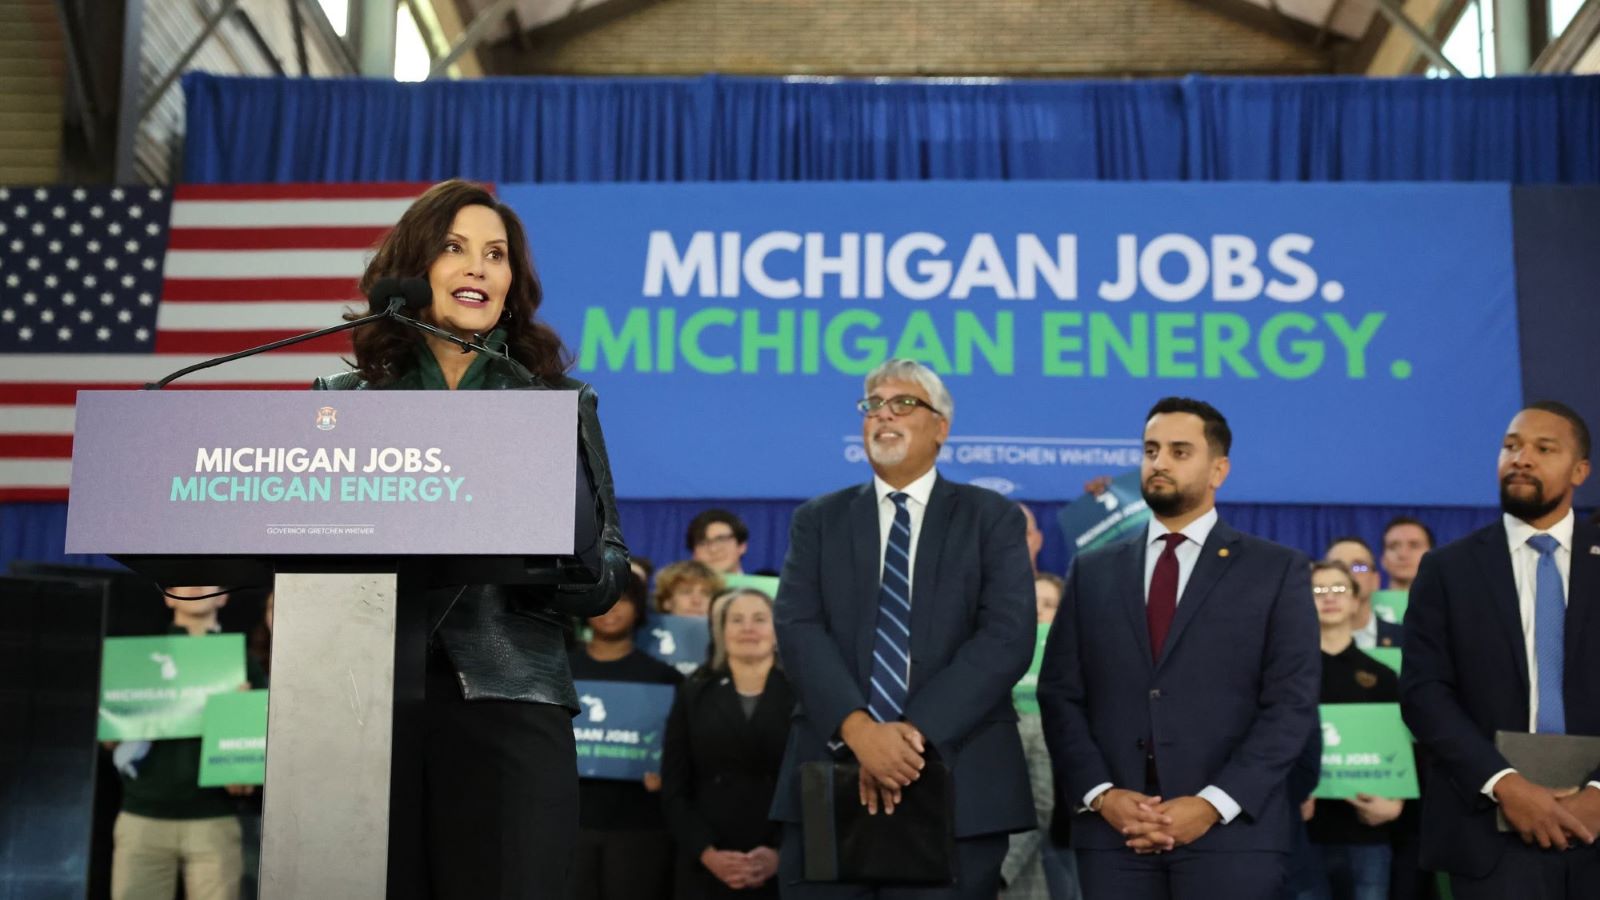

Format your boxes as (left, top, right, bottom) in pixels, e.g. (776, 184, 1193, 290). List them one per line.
(841, 436, 1141, 470)
(642, 231, 1321, 303)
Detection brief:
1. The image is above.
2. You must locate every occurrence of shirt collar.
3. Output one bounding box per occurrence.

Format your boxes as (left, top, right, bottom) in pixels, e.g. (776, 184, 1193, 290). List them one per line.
(1504, 509, 1575, 554)
(410, 327, 509, 391)
(875, 466, 939, 508)
(1146, 505, 1219, 550)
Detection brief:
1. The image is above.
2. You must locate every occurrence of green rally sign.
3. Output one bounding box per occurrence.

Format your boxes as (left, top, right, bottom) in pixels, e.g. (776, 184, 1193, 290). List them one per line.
(98, 634, 247, 740)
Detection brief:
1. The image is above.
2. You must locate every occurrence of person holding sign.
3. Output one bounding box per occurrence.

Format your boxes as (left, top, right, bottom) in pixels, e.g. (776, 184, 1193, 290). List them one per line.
(1400, 402, 1600, 898)
(569, 572, 683, 900)
(771, 359, 1037, 898)
(1299, 560, 1404, 900)
(662, 588, 793, 897)
(313, 180, 631, 898)
(107, 585, 264, 900)
(1037, 397, 1320, 900)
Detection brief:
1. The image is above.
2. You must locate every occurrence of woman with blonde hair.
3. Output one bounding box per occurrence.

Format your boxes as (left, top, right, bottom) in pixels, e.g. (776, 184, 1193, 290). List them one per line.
(661, 589, 793, 897)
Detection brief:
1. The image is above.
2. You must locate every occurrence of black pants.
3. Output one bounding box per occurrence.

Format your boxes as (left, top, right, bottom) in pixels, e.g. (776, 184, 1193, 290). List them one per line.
(776, 823, 1007, 899)
(420, 656, 579, 900)
(568, 828, 674, 900)
(1449, 841, 1600, 900)
(1077, 847, 1287, 900)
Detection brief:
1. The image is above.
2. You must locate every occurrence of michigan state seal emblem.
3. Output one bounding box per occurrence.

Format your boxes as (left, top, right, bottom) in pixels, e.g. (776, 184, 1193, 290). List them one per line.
(315, 406, 337, 431)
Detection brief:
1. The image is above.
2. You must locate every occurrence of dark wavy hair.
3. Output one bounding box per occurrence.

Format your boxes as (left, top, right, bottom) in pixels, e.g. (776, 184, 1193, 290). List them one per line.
(345, 179, 572, 385)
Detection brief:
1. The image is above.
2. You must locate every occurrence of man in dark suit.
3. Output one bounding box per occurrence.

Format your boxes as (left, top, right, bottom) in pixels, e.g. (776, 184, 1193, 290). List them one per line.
(1037, 397, 1320, 900)
(772, 358, 1037, 898)
(1325, 536, 1406, 649)
(1400, 401, 1600, 898)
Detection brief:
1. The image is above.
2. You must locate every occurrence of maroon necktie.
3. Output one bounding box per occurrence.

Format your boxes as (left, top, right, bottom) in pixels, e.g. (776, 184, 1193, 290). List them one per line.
(1147, 533, 1186, 661)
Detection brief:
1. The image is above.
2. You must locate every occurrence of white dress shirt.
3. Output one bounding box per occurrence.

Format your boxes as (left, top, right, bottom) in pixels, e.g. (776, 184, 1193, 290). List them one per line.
(873, 465, 938, 608)
(1482, 511, 1600, 798)
(1352, 611, 1379, 650)
(1086, 507, 1243, 825)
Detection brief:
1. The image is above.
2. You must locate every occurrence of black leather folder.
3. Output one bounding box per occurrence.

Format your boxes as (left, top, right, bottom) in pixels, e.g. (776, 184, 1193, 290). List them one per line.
(1493, 731, 1600, 832)
(799, 758, 956, 884)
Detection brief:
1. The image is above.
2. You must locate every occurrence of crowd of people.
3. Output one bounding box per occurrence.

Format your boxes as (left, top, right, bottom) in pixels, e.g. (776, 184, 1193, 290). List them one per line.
(98, 182, 1598, 900)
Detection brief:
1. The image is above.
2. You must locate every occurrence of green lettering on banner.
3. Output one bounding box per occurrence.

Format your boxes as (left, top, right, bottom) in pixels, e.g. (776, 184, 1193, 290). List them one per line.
(1153, 313, 1198, 378)
(1313, 703, 1418, 800)
(198, 690, 269, 787)
(953, 310, 1014, 375)
(742, 309, 796, 374)
(1202, 313, 1260, 378)
(1323, 313, 1385, 378)
(1260, 312, 1324, 379)
(893, 311, 954, 371)
(1089, 312, 1147, 377)
(681, 307, 738, 374)
(579, 306, 652, 372)
(824, 309, 886, 375)
(1041, 311, 1084, 376)
(98, 634, 247, 740)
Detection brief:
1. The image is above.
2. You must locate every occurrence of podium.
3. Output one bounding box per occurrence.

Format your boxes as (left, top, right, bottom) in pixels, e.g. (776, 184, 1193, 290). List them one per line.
(66, 389, 593, 898)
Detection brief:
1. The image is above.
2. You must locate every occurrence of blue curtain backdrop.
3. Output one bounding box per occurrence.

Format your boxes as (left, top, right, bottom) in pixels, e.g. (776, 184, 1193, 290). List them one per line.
(12, 73, 1600, 578)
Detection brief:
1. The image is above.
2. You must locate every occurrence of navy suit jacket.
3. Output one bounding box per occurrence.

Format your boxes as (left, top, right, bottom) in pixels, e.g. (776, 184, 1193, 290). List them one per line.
(769, 474, 1038, 838)
(1036, 519, 1320, 853)
(1399, 520, 1600, 877)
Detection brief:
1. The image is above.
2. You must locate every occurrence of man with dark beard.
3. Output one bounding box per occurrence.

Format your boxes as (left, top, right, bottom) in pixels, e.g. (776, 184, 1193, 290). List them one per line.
(1400, 401, 1600, 898)
(1037, 397, 1319, 900)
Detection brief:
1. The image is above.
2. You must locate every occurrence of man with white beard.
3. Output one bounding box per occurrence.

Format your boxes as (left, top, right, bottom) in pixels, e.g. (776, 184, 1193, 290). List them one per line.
(770, 358, 1038, 898)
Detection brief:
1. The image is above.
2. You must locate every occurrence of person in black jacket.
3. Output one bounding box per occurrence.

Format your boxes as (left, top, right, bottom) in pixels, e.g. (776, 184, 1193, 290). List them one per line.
(312, 179, 629, 899)
(1299, 560, 1404, 900)
(662, 588, 793, 898)
(569, 572, 683, 900)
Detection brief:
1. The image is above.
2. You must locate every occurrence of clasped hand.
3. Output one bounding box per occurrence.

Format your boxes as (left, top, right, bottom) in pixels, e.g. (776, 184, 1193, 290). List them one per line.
(840, 710, 925, 815)
(1101, 789, 1220, 854)
(1496, 774, 1599, 851)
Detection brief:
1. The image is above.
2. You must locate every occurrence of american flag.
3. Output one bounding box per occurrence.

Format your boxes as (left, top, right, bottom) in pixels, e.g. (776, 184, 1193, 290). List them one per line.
(0, 183, 429, 501)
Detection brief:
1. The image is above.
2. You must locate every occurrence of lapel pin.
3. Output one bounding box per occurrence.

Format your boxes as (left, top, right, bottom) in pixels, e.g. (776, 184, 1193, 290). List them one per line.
(1218, 548, 1230, 558)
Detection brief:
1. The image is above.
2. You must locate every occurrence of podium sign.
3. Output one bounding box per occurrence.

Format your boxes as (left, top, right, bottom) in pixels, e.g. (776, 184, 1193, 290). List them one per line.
(65, 390, 578, 556)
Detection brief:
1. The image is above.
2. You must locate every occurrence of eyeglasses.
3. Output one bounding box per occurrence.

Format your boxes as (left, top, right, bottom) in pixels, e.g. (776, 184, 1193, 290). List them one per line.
(1347, 563, 1373, 574)
(695, 534, 738, 549)
(1312, 585, 1351, 596)
(856, 395, 943, 417)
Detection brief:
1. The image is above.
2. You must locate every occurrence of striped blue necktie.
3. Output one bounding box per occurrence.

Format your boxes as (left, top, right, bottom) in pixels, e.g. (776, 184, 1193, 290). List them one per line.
(1528, 533, 1566, 734)
(869, 492, 913, 723)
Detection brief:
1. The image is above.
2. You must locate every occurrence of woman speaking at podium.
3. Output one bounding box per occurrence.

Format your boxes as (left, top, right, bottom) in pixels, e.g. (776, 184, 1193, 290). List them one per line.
(313, 180, 630, 898)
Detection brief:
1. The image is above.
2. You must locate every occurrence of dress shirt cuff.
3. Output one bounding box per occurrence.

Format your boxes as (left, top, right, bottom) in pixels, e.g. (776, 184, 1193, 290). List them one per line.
(1482, 768, 1516, 801)
(1082, 782, 1113, 813)
(1198, 786, 1241, 825)
(1588, 782, 1600, 794)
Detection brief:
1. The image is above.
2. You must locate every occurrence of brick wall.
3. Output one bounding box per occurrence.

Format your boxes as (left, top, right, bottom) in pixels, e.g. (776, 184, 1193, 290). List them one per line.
(495, 0, 1333, 77)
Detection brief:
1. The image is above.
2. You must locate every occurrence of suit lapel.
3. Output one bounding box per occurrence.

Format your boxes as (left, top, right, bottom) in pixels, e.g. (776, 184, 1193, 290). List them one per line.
(909, 477, 955, 683)
(1156, 519, 1240, 669)
(1118, 537, 1155, 669)
(1566, 523, 1600, 670)
(1472, 522, 1529, 699)
(850, 484, 881, 682)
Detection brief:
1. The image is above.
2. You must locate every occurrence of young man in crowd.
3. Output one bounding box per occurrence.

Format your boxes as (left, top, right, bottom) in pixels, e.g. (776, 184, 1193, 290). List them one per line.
(1324, 536, 1404, 649)
(687, 509, 751, 575)
(1381, 517, 1435, 593)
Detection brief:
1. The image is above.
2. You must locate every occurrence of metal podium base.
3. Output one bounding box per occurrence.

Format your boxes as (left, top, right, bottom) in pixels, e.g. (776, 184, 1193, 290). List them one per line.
(259, 570, 426, 899)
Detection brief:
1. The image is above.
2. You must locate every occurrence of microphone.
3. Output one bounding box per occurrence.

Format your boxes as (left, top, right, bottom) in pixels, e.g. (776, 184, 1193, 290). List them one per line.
(367, 276, 432, 314)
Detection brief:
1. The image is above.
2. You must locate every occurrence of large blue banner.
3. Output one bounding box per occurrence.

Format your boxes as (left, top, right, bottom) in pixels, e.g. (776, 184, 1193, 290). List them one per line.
(503, 182, 1519, 505)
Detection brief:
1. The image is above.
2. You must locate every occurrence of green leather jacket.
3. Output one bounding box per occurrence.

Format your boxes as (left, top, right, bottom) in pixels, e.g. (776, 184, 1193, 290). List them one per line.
(311, 351, 628, 713)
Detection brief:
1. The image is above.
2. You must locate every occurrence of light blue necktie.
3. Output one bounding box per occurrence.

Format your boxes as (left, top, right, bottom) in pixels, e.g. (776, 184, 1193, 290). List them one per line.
(1528, 533, 1566, 734)
(869, 492, 913, 723)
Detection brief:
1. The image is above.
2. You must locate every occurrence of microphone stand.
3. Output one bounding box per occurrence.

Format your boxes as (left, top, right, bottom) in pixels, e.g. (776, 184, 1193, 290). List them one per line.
(144, 298, 406, 390)
(391, 312, 538, 387)
(144, 298, 538, 390)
